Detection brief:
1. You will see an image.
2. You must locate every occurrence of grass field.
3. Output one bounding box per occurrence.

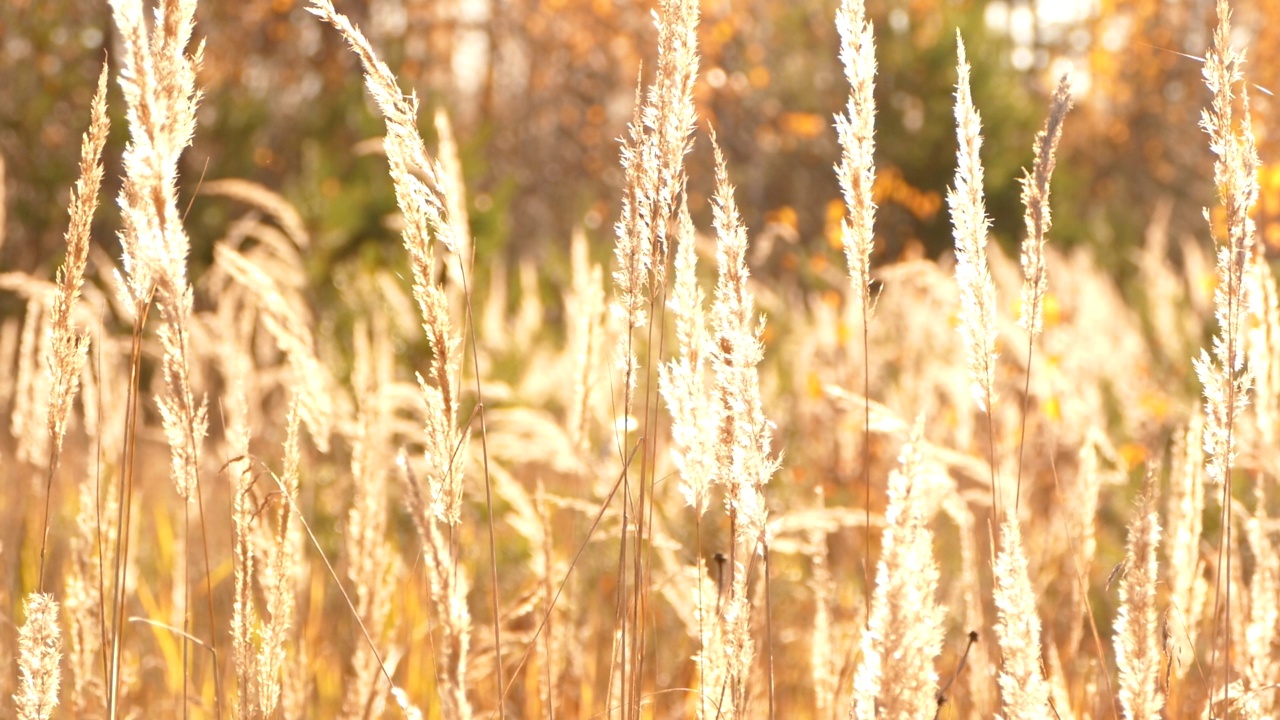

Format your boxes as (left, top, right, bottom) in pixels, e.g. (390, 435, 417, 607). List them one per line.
(1, 0, 1277, 717)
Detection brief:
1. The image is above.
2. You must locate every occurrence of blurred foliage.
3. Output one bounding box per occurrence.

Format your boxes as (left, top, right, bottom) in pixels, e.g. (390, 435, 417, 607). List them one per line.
(3, 0, 1280, 298)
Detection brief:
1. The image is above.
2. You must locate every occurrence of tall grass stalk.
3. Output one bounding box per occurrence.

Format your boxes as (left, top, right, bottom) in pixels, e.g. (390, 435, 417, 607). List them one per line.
(609, 0, 699, 712)
(1014, 75, 1072, 512)
(833, 0, 878, 612)
(306, 1, 489, 715)
(38, 64, 109, 590)
(106, 294, 149, 719)
(107, 0, 218, 712)
(948, 33, 1000, 518)
(709, 134, 780, 718)
(658, 198, 713, 715)
(1195, 0, 1259, 710)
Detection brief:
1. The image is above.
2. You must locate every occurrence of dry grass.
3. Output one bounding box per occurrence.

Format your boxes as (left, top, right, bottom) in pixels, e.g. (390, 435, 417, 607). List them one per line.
(5, 0, 1280, 718)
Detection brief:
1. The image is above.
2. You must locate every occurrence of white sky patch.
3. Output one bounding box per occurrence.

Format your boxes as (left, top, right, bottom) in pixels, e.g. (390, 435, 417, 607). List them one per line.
(1036, 0, 1096, 28)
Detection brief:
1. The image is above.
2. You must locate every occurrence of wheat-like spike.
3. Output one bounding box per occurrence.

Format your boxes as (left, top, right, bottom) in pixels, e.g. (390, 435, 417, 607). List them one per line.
(341, 323, 403, 720)
(96, 23, 216, 695)
(807, 508, 837, 718)
(255, 399, 302, 717)
(834, 0, 879, 621)
(659, 202, 715, 516)
(948, 32, 1002, 524)
(1196, 0, 1257, 490)
(612, 76, 656, 342)
(610, 0, 699, 414)
(229, 373, 257, 717)
(834, 0, 877, 317)
(949, 33, 998, 417)
(704, 133, 779, 718)
(13, 298, 52, 464)
(1165, 416, 1207, 685)
(46, 64, 110, 457)
(849, 420, 944, 719)
(308, 6, 484, 715)
(992, 511, 1052, 719)
(1018, 75, 1073, 339)
(1242, 514, 1278, 698)
(307, 0, 470, 526)
(110, 10, 210, 624)
(14, 593, 62, 720)
(63, 472, 109, 717)
(709, 134, 779, 552)
(566, 226, 607, 452)
(398, 454, 474, 720)
(1196, 0, 1259, 709)
(1115, 479, 1164, 720)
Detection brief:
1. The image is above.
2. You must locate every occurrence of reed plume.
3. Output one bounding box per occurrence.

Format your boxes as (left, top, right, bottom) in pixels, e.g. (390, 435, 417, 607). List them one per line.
(992, 513, 1052, 719)
(1114, 480, 1163, 719)
(37, 65, 110, 659)
(14, 593, 61, 720)
(110, 0, 207, 500)
(835, 0, 877, 317)
(1165, 416, 1206, 686)
(108, 0, 216, 712)
(307, 4, 482, 715)
(1195, 0, 1259, 707)
(659, 205, 714, 516)
(849, 421, 944, 720)
(608, 0, 699, 711)
(1017, 75, 1072, 341)
(948, 33, 1000, 516)
(833, 0, 878, 614)
(45, 64, 109, 461)
(1014, 74, 1071, 509)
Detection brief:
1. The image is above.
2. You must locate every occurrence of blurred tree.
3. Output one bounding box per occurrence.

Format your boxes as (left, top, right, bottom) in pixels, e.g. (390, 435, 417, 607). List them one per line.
(1058, 0, 1216, 269)
(11, 0, 1277, 302)
(0, 0, 115, 275)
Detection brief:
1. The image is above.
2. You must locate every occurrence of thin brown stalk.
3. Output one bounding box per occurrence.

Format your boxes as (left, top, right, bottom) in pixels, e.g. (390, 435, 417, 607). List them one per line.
(107, 294, 151, 720)
(494, 441, 642, 714)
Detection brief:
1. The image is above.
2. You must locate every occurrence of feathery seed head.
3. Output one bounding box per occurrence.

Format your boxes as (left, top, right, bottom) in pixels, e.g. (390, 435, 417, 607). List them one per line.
(15, 592, 62, 720)
(948, 33, 998, 414)
(1018, 75, 1073, 338)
